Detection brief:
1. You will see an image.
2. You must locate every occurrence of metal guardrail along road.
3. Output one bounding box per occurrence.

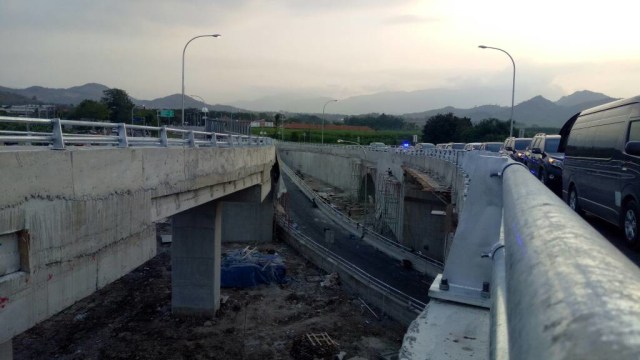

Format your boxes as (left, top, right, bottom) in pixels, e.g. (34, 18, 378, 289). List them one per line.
(0, 116, 272, 149)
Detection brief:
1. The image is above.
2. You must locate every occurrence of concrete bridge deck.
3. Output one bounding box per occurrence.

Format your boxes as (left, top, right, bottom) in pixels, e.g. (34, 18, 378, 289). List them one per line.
(0, 144, 276, 357)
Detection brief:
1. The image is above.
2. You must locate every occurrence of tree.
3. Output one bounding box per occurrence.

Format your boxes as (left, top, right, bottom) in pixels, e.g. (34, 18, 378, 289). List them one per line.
(69, 100, 109, 121)
(422, 113, 472, 144)
(101, 88, 134, 123)
(468, 118, 510, 141)
(274, 113, 282, 128)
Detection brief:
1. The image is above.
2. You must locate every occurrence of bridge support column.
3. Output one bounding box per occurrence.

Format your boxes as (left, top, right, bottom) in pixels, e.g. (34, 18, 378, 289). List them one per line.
(0, 339, 12, 360)
(171, 201, 222, 316)
(221, 185, 273, 243)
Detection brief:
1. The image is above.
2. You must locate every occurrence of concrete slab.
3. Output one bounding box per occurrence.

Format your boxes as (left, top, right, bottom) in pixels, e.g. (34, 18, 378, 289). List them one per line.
(400, 299, 489, 360)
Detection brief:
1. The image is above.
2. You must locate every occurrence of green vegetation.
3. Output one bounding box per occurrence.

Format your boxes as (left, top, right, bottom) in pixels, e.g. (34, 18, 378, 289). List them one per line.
(420, 113, 557, 143)
(251, 127, 417, 145)
(344, 113, 418, 131)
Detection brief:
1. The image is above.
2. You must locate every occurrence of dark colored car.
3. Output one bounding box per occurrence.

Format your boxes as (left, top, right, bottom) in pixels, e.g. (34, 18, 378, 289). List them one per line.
(525, 133, 563, 193)
(480, 142, 503, 152)
(503, 137, 532, 162)
(561, 96, 640, 247)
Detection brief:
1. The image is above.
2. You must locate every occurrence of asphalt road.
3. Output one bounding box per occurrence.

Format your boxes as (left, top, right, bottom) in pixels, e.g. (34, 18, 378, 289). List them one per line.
(281, 172, 431, 304)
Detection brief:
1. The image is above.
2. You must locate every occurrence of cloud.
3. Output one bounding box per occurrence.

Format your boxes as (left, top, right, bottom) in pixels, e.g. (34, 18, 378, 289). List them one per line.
(384, 14, 441, 25)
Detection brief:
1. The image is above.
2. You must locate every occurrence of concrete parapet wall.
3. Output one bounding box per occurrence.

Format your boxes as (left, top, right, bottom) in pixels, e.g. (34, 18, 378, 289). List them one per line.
(0, 145, 276, 343)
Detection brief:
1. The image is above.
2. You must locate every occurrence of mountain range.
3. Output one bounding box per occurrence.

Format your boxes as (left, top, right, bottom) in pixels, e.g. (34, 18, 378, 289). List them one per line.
(0, 83, 619, 129)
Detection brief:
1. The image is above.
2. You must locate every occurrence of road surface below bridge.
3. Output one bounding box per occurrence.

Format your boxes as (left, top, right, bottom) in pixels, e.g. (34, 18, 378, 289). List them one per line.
(281, 172, 432, 304)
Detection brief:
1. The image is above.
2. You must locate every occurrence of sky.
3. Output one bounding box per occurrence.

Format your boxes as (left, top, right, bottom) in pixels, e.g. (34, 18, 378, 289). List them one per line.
(2, 0, 640, 111)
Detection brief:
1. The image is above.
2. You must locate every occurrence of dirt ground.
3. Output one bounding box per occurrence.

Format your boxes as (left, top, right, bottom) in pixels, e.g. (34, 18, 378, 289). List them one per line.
(13, 235, 406, 359)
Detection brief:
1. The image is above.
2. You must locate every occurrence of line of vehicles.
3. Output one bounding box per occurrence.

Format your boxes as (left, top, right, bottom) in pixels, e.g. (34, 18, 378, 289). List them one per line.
(501, 96, 640, 250)
(367, 95, 640, 249)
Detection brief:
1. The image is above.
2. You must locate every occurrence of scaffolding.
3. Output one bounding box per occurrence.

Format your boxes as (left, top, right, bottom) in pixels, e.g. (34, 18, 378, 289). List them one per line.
(374, 171, 403, 238)
(350, 159, 361, 200)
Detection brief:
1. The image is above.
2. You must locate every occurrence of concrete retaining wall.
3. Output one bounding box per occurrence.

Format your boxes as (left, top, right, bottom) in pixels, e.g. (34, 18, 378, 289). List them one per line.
(0, 145, 275, 343)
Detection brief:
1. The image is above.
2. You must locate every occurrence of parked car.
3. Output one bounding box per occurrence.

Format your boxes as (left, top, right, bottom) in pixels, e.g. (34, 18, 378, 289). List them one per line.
(480, 142, 503, 152)
(561, 96, 640, 247)
(463, 142, 482, 151)
(525, 133, 563, 193)
(435, 143, 448, 149)
(503, 137, 532, 162)
(368, 142, 388, 151)
(445, 143, 466, 150)
(415, 142, 435, 150)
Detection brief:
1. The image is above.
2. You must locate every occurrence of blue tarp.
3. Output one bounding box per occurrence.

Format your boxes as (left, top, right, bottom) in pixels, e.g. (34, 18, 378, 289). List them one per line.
(221, 248, 287, 288)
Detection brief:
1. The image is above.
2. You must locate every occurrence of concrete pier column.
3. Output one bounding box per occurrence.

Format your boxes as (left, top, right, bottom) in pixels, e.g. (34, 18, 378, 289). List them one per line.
(171, 201, 222, 315)
(221, 185, 273, 243)
(0, 339, 12, 360)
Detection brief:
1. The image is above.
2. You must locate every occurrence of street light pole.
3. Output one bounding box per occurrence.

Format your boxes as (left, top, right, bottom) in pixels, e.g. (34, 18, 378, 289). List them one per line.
(190, 94, 208, 127)
(321, 99, 338, 145)
(182, 34, 221, 127)
(478, 45, 516, 137)
(131, 105, 145, 124)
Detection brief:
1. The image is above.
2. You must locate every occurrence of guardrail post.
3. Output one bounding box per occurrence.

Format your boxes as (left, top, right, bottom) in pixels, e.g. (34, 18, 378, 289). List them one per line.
(188, 131, 196, 148)
(160, 126, 168, 147)
(51, 118, 65, 150)
(210, 132, 218, 147)
(117, 123, 128, 148)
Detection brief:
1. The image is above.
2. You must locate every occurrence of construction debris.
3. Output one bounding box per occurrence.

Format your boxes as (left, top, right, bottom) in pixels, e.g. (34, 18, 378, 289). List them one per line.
(320, 272, 340, 288)
(290, 332, 340, 360)
(221, 247, 287, 288)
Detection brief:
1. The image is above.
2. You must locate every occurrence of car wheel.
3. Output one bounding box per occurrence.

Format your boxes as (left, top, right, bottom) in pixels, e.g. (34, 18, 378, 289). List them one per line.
(622, 200, 639, 248)
(568, 186, 583, 215)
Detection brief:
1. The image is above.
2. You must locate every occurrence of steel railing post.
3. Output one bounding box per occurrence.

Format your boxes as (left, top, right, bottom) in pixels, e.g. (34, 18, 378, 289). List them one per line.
(160, 126, 168, 147)
(51, 118, 65, 150)
(117, 123, 128, 148)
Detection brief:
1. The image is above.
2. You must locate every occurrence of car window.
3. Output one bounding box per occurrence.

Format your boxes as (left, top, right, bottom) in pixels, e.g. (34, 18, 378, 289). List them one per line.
(544, 137, 560, 152)
(629, 121, 640, 142)
(514, 139, 530, 150)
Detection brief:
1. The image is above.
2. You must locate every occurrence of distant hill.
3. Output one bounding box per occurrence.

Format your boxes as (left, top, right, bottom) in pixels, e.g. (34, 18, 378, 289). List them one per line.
(0, 91, 40, 105)
(0, 83, 621, 127)
(403, 91, 618, 129)
(137, 94, 243, 112)
(0, 83, 109, 105)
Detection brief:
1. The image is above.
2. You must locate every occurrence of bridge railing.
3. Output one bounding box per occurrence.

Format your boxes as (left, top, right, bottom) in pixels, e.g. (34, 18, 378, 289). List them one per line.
(0, 116, 272, 149)
(498, 162, 640, 359)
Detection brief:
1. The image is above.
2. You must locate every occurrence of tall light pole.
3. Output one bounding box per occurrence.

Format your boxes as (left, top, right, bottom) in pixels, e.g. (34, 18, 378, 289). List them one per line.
(131, 105, 145, 124)
(182, 34, 221, 127)
(321, 99, 338, 145)
(479, 45, 516, 137)
(190, 94, 208, 126)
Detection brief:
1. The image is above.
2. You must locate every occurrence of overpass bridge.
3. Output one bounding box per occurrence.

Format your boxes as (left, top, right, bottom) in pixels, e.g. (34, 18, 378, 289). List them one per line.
(1, 116, 640, 359)
(0, 117, 276, 359)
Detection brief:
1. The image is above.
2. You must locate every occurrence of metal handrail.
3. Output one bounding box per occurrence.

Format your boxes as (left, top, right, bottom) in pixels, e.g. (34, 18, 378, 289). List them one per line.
(277, 216, 426, 312)
(0, 116, 273, 149)
(501, 162, 640, 359)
